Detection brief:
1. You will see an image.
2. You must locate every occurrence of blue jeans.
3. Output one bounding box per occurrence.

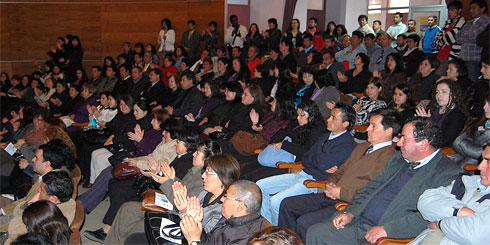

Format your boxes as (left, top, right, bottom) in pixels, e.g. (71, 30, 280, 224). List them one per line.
(258, 136, 295, 168)
(257, 170, 315, 225)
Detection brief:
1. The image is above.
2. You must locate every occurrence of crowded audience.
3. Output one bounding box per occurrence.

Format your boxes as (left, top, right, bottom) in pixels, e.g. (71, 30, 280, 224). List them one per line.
(1, 0, 489, 244)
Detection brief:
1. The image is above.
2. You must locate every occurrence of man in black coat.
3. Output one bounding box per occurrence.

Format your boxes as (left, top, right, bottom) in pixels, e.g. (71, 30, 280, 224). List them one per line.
(142, 68, 166, 106)
(165, 70, 203, 117)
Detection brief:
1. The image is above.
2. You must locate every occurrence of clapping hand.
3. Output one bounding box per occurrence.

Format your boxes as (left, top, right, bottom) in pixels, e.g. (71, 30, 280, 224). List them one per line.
(415, 106, 431, 118)
(186, 196, 204, 222)
(180, 214, 203, 243)
(128, 124, 145, 142)
(161, 161, 176, 180)
(172, 182, 189, 212)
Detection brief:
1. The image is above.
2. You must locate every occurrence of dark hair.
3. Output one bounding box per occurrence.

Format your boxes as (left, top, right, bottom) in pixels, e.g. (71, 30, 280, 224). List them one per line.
(315, 71, 336, 88)
(407, 33, 421, 44)
(39, 139, 74, 171)
(309, 17, 318, 23)
(471, 0, 488, 13)
(42, 171, 73, 203)
(366, 77, 384, 100)
(12, 232, 54, 245)
(176, 45, 189, 58)
(335, 24, 348, 37)
(207, 154, 240, 193)
(333, 102, 356, 131)
(209, 21, 218, 28)
(161, 18, 172, 29)
(233, 57, 251, 80)
(246, 84, 270, 112)
(397, 34, 407, 40)
(181, 70, 197, 85)
(187, 19, 196, 25)
(225, 81, 244, 103)
(118, 93, 133, 108)
(356, 53, 370, 70)
(273, 95, 297, 121)
(448, 58, 469, 79)
(405, 117, 442, 149)
(408, 19, 416, 24)
(365, 33, 376, 40)
(149, 68, 162, 78)
(370, 108, 402, 137)
(176, 127, 199, 152)
(389, 83, 415, 110)
(22, 200, 71, 245)
(161, 118, 183, 139)
(248, 23, 260, 34)
(255, 64, 269, 78)
(430, 79, 468, 116)
(448, 0, 463, 10)
(395, 12, 404, 19)
(204, 79, 221, 98)
(135, 99, 149, 112)
(373, 20, 382, 26)
(230, 15, 238, 22)
(289, 18, 301, 32)
(303, 33, 314, 41)
(248, 226, 302, 245)
(463, 83, 490, 135)
(267, 18, 278, 29)
(296, 100, 324, 143)
(72, 36, 81, 48)
(230, 180, 262, 214)
(324, 34, 336, 42)
(199, 140, 222, 159)
(281, 39, 293, 52)
(385, 53, 405, 73)
(358, 14, 368, 22)
(310, 50, 323, 66)
(422, 54, 440, 70)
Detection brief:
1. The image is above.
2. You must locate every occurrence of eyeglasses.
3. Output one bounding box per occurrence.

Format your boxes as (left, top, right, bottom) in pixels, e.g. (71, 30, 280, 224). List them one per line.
(223, 194, 241, 202)
(34, 117, 44, 121)
(203, 169, 218, 176)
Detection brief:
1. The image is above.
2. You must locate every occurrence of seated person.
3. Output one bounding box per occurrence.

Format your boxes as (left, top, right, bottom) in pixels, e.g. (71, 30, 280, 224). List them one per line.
(337, 53, 371, 95)
(0, 139, 75, 228)
(452, 94, 490, 167)
(389, 83, 416, 123)
(278, 108, 400, 241)
(306, 117, 462, 244)
(415, 79, 467, 147)
(411, 142, 490, 244)
(334, 31, 367, 70)
(257, 102, 357, 225)
(409, 54, 440, 101)
(373, 53, 407, 100)
(165, 70, 203, 117)
(293, 67, 316, 106)
(248, 226, 302, 244)
(180, 180, 265, 245)
(20, 200, 71, 245)
(102, 140, 221, 244)
(310, 72, 340, 118)
(4, 170, 76, 243)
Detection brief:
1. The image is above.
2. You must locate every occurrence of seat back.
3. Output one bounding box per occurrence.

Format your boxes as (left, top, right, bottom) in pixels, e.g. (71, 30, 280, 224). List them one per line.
(70, 164, 82, 199)
(69, 200, 85, 245)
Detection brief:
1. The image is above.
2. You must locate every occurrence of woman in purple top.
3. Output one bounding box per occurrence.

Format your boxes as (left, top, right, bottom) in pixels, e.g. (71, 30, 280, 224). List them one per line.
(186, 79, 222, 124)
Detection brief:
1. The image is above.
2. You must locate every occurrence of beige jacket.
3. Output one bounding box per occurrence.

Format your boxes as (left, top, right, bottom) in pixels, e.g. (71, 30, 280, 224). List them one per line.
(135, 139, 177, 170)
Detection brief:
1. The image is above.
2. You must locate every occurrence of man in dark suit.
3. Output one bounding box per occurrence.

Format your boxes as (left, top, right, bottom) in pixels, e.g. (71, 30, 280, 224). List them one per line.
(306, 117, 462, 244)
(296, 34, 319, 69)
(279, 108, 401, 241)
(165, 70, 203, 117)
(142, 68, 166, 106)
(402, 34, 424, 77)
(181, 20, 201, 59)
(113, 64, 133, 97)
(317, 49, 345, 89)
(128, 66, 148, 101)
(87, 65, 103, 87)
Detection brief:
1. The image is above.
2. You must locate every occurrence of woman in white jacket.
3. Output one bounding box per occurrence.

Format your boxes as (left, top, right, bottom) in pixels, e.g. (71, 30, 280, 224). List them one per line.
(158, 18, 175, 59)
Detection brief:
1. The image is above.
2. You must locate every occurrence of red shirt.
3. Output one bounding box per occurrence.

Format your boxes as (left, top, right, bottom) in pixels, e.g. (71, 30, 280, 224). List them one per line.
(305, 27, 325, 51)
(248, 57, 261, 78)
(159, 66, 179, 86)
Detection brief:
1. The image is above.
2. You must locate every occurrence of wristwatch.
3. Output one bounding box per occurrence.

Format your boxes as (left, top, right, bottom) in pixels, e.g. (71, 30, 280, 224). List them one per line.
(190, 241, 201, 245)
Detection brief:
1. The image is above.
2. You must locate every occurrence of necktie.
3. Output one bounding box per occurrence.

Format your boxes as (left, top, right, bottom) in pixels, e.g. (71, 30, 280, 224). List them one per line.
(407, 161, 421, 169)
(376, 48, 384, 64)
(364, 145, 374, 155)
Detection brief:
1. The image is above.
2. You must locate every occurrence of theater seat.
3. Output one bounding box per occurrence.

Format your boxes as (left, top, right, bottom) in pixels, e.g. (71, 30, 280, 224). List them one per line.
(303, 179, 328, 193)
(71, 122, 89, 127)
(70, 164, 82, 199)
(334, 202, 348, 211)
(276, 161, 304, 173)
(463, 164, 478, 171)
(376, 237, 415, 245)
(441, 147, 456, 155)
(69, 200, 85, 245)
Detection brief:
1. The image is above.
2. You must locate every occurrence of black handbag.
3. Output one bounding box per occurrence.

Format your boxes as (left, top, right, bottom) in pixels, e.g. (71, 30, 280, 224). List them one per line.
(84, 128, 110, 145)
(144, 211, 187, 245)
(209, 131, 230, 141)
(134, 174, 161, 199)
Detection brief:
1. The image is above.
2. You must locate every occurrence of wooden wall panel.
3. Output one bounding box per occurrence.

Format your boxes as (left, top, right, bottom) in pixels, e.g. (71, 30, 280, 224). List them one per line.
(0, 0, 224, 76)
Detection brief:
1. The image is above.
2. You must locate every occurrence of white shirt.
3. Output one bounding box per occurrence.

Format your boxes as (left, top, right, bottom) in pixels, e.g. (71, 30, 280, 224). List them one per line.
(404, 149, 440, 170)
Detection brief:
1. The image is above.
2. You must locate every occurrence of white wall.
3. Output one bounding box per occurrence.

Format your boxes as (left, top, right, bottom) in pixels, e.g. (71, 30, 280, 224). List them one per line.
(250, 0, 285, 31)
(326, 0, 368, 34)
(293, 0, 308, 31)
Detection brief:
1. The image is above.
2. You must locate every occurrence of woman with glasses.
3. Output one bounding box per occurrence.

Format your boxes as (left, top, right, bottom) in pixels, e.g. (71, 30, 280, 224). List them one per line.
(84, 127, 199, 243)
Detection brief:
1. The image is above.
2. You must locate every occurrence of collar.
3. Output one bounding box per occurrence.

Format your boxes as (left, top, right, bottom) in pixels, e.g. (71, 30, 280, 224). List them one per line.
(477, 177, 490, 192)
(404, 149, 440, 170)
(404, 47, 418, 56)
(123, 75, 131, 80)
(329, 130, 347, 140)
(428, 25, 438, 30)
(305, 45, 314, 53)
(150, 80, 159, 87)
(371, 140, 393, 152)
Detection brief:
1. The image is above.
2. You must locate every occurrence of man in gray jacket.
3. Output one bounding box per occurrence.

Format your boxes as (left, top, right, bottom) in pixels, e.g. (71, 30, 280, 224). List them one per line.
(411, 142, 490, 244)
(306, 117, 462, 244)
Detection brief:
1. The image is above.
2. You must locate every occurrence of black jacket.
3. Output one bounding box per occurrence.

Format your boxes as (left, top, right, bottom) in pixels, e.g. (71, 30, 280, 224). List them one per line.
(203, 212, 264, 245)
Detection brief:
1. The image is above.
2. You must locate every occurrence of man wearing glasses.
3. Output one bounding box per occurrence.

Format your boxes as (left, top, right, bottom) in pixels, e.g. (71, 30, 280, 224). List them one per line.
(180, 180, 264, 245)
